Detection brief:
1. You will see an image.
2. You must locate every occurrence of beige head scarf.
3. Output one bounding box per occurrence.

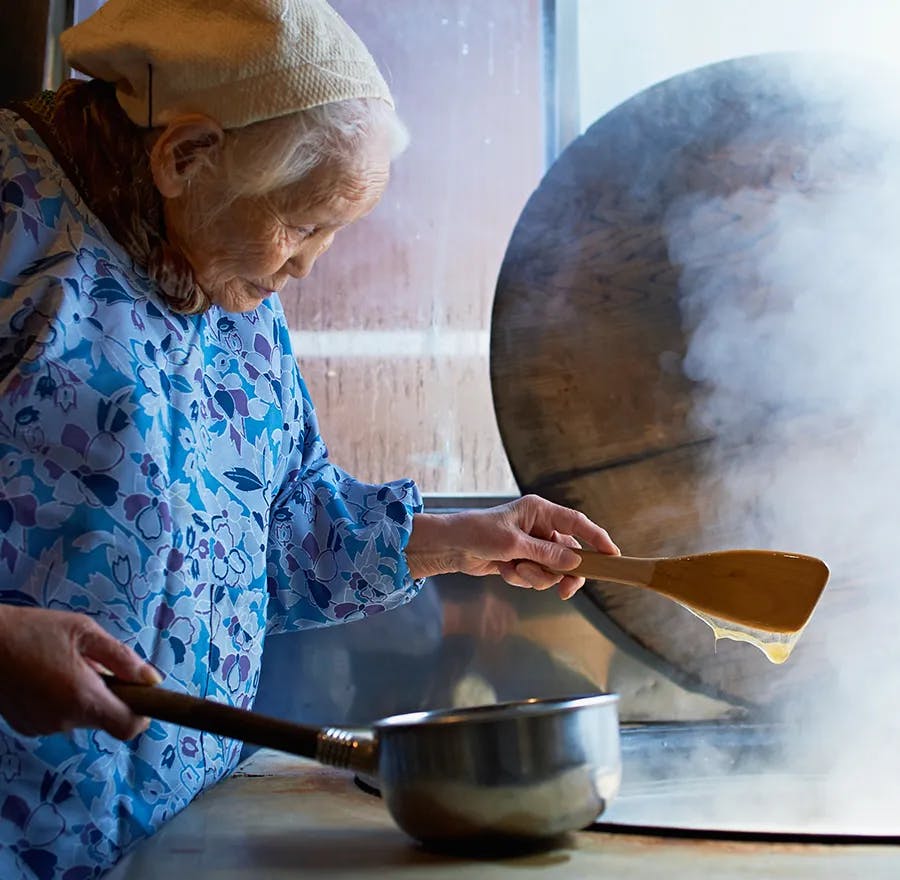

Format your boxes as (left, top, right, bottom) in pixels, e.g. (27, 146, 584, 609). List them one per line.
(60, 0, 393, 130)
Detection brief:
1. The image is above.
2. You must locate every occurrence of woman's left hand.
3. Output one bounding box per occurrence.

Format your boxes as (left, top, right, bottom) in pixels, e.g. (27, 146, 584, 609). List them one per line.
(405, 494, 620, 600)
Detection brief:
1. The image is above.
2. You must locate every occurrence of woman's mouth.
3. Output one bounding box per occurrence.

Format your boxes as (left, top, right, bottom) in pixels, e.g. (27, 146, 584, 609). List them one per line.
(249, 281, 276, 298)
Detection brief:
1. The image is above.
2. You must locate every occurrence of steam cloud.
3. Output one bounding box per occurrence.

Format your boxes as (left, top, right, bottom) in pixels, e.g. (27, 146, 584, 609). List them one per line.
(661, 54, 900, 832)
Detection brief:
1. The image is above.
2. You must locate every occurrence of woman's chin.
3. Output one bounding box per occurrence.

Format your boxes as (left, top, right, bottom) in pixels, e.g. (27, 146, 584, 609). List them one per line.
(208, 283, 270, 313)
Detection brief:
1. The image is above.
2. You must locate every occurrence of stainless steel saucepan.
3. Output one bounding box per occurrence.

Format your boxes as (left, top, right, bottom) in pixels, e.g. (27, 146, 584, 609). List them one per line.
(107, 680, 621, 845)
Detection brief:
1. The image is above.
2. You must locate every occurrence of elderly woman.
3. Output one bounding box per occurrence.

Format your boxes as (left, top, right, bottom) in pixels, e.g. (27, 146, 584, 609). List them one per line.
(0, 0, 618, 875)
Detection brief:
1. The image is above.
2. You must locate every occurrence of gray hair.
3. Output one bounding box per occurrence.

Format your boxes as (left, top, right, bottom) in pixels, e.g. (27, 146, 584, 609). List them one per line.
(151, 97, 406, 314)
(204, 97, 408, 219)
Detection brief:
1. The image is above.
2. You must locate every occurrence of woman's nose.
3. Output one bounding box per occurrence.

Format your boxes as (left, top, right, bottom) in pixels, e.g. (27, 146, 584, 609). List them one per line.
(288, 233, 336, 279)
(287, 255, 313, 279)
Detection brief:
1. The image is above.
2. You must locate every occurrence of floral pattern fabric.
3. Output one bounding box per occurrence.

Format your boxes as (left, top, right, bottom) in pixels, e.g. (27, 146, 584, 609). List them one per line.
(0, 109, 423, 879)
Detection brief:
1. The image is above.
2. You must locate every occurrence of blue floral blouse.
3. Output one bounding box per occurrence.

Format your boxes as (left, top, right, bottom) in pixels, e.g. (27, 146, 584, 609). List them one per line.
(0, 109, 424, 879)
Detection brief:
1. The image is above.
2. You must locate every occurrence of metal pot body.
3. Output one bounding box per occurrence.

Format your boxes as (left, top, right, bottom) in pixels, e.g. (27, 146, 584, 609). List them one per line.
(107, 678, 620, 846)
(373, 693, 621, 844)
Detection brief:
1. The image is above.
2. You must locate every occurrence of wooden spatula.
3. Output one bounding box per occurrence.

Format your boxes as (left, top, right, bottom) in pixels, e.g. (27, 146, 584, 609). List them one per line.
(558, 550, 829, 633)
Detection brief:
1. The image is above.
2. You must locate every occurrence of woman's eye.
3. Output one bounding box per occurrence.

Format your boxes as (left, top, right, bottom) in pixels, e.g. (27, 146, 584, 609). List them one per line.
(293, 226, 316, 238)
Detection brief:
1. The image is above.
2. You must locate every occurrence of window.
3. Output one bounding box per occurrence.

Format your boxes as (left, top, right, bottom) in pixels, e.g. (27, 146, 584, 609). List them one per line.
(290, 1, 547, 495)
(566, 0, 900, 138)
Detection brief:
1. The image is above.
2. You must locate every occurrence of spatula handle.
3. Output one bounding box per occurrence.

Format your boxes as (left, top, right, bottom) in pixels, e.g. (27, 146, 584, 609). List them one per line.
(567, 552, 657, 586)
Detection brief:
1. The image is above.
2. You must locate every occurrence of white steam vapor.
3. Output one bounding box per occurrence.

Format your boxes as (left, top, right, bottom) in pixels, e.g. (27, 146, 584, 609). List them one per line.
(662, 54, 900, 832)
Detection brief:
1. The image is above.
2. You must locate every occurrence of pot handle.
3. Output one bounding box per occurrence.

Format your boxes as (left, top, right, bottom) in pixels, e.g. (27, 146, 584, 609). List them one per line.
(105, 678, 378, 775)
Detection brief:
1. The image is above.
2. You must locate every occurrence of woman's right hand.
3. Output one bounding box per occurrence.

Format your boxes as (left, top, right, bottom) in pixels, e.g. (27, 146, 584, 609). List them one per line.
(0, 604, 161, 740)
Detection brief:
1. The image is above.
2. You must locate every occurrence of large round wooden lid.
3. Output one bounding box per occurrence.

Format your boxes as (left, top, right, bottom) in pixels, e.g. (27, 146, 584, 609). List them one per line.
(491, 54, 879, 707)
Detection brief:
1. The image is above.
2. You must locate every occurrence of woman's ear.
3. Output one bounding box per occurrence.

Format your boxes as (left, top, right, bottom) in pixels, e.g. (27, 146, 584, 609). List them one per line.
(149, 114, 225, 198)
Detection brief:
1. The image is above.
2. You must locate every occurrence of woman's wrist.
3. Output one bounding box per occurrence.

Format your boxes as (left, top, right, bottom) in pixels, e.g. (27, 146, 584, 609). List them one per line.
(405, 512, 466, 579)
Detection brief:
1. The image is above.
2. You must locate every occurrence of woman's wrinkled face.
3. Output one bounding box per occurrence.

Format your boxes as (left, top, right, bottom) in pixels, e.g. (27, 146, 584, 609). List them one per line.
(163, 150, 390, 313)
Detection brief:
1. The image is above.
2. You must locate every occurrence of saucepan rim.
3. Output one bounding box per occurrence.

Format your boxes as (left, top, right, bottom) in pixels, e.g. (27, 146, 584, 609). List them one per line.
(373, 691, 619, 729)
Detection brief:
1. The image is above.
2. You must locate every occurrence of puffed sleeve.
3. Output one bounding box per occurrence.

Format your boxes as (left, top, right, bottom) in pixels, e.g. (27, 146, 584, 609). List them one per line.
(264, 362, 425, 634)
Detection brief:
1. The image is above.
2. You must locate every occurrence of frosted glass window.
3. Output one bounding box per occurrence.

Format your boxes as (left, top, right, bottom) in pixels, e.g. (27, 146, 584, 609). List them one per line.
(575, 0, 900, 130)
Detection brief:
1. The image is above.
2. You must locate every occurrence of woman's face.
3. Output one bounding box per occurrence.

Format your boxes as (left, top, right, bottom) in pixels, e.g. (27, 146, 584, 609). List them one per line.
(163, 149, 390, 313)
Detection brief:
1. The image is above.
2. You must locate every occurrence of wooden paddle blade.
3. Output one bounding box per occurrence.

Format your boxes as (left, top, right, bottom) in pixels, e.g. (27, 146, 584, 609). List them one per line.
(650, 551, 830, 633)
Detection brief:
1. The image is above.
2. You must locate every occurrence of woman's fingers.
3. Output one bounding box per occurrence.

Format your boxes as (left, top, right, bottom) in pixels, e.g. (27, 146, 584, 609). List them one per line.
(3, 665, 149, 740)
(508, 499, 621, 580)
(557, 574, 586, 601)
(498, 523, 600, 599)
(0, 606, 157, 741)
(496, 562, 544, 588)
(76, 671, 151, 740)
(500, 560, 567, 590)
(497, 561, 587, 600)
(548, 532, 588, 598)
(78, 623, 158, 740)
(511, 561, 587, 598)
(515, 560, 564, 589)
(553, 514, 618, 557)
(518, 535, 583, 572)
(79, 622, 162, 685)
(550, 530, 581, 549)
(521, 495, 620, 557)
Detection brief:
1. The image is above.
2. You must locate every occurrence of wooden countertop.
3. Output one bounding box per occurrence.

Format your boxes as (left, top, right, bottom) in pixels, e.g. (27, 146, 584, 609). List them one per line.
(109, 750, 900, 879)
